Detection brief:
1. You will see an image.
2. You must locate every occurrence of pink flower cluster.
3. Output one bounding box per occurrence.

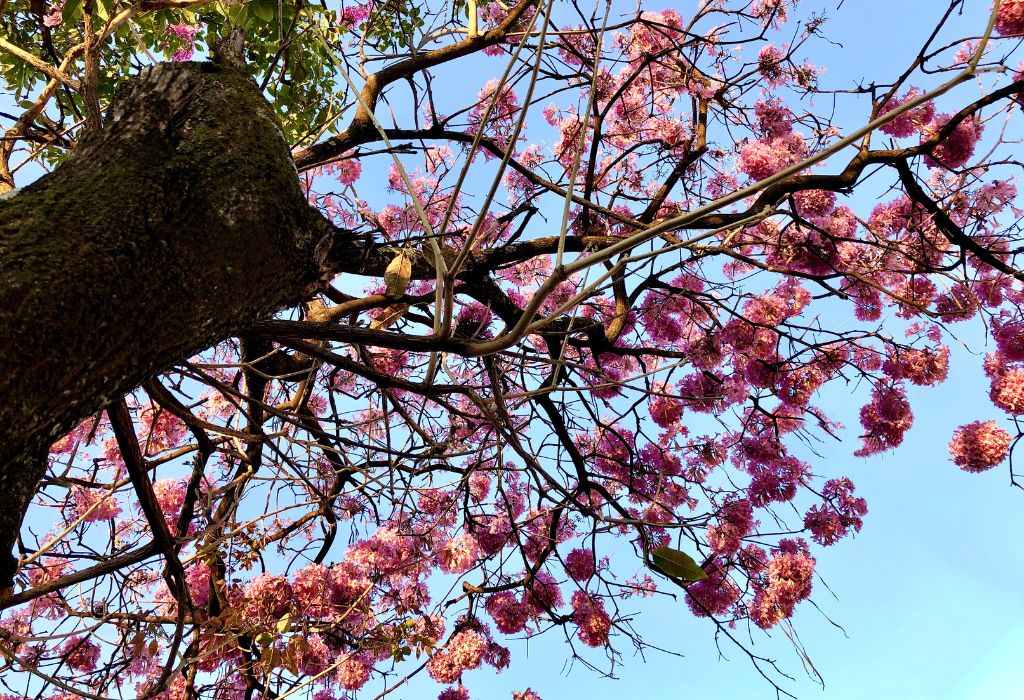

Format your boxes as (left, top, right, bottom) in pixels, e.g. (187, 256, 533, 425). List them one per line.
(439, 686, 470, 700)
(563, 548, 596, 581)
(570, 590, 611, 647)
(995, 0, 1024, 36)
(803, 478, 868, 546)
(62, 635, 101, 672)
(923, 115, 983, 169)
(707, 498, 755, 554)
(468, 79, 522, 151)
(878, 88, 935, 139)
(513, 690, 542, 700)
(649, 384, 685, 430)
(164, 23, 201, 62)
(242, 573, 293, 622)
(485, 591, 531, 634)
(749, 539, 815, 629)
(751, 0, 790, 27)
(336, 652, 372, 690)
(138, 402, 187, 454)
(151, 477, 188, 529)
(990, 367, 1024, 414)
(948, 420, 1012, 472)
(855, 384, 914, 456)
(881, 345, 949, 386)
(437, 533, 481, 574)
(686, 557, 741, 617)
(737, 132, 807, 181)
(42, 1, 63, 27)
(70, 486, 121, 523)
(426, 629, 488, 684)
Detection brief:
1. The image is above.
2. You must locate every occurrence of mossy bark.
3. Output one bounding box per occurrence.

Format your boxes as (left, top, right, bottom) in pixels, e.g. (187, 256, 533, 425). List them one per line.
(0, 56, 339, 588)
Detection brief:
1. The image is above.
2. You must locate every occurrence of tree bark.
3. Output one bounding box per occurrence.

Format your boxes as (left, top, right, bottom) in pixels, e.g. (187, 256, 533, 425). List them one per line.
(0, 51, 339, 589)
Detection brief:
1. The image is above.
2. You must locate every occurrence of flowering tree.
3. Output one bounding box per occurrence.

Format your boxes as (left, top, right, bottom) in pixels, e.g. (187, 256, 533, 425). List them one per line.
(1, 0, 1023, 698)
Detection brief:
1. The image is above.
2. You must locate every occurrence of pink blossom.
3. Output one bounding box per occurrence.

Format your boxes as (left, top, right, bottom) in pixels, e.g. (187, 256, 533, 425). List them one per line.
(749, 540, 815, 629)
(336, 154, 362, 185)
(649, 384, 685, 429)
(570, 591, 611, 647)
(336, 652, 372, 690)
(184, 562, 211, 608)
(428, 630, 487, 683)
(993, 317, 1024, 362)
(242, 573, 293, 622)
(468, 472, 491, 502)
(437, 533, 480, 574)
(707, 498, 755, 554)
(990, 368, 1024, 414)
(513, 690, 542, 700)
(42, 2, 63, 27)
(292, 562, 332, 614)
(485, 591, 530, 634)
(70, 486, 121, 522)
(678, 371, 735, 414)
(439, 686, 470, 700)
(474, 515, 513, 556)
(751, 0, 790, 27)
(994, 0, 1024, 35)
(164, 23, 201, 62)
(62, 636, 101, 672)
(855, 384, 914, 456)
(793, 189, 836, 218)
(881, 345, 949, 386)
(525, 570, 563, 613)
(777, 365, 825, 407)
(338, 3, 370, 28)
(485, 641, 510, 670)
(564, 548, 596, 581)
(623, 573, 657, 598)
(935, 284, 980, 322)
(450, 629, 488, 669)
(753, 98, 794, 138)
(949, 420, 1012, 472)
(804, 480, 868, 547)
(686, 558, 740, 617)
(922, 114, 982, 169)
(737, 133, 807, 181)
(468, 79, 522, 151)
(757, 44, 787, 86)
(50, 416, 101, 456)
(427, 651, 463, 685)
(151, 478, 187, 524)
(296, 634, 332, 676)
(748, 456, 808, 506)
(877, 89, 935, 138)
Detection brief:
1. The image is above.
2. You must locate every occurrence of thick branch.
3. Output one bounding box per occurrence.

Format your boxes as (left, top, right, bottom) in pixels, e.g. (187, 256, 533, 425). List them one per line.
(0, 56, 341, 589)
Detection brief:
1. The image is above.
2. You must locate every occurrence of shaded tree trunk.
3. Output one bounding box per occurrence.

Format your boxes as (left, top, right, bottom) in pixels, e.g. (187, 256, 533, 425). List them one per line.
(0, 47, 341, 589)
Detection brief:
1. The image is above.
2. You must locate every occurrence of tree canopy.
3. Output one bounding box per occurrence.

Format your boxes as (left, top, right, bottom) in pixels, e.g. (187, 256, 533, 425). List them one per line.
(1, 0, 1023, 698)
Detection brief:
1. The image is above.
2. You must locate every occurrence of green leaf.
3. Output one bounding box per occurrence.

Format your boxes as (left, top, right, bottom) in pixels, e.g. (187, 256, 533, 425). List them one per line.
(254, 630, 275, 647)
(650, 546, 708, 583)
(62, 0, 85, 21)
(94, 0, 112, 23)
(276, 612, 291, 634)
(251, 0, 275, 23)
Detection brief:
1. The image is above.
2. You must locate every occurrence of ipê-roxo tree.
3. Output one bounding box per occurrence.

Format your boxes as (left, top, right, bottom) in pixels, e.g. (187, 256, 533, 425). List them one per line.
(1, 0, 1022, 697)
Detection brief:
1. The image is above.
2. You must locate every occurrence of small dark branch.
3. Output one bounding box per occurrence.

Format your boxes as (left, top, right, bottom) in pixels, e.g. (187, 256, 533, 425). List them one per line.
(893, 158, 1024, 283)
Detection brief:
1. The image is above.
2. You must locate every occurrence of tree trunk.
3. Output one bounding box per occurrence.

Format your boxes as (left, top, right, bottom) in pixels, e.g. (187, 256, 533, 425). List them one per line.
(0, 50, 338, 589)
